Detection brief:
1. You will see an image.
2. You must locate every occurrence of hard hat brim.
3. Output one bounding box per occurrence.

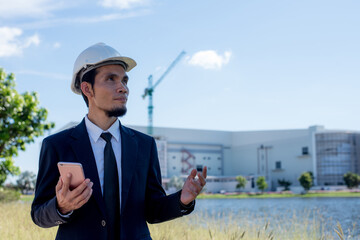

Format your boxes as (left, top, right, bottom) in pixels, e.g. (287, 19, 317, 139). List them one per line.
(71, 56, 136, 95)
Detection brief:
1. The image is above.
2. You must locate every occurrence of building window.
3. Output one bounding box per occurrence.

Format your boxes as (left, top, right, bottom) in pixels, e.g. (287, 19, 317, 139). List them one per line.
(275, 161, 281, 169)
(302, 147, 309, 155)
(172, 156, 176, 159)
(173, 167, 176, 170)
(196, 165, 203, 172)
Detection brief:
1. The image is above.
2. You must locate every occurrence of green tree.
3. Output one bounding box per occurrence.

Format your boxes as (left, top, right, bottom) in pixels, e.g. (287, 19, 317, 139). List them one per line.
(278, 178, 292, 191)
(298, 172, 313, 192)
(236, 176, 247, 190)
(256, 176, 268, 193)
(308, 171, 314, 186)
(16, 171, 37, 194)
(0, 68, 54, 186)
(343, 172, 360, 189)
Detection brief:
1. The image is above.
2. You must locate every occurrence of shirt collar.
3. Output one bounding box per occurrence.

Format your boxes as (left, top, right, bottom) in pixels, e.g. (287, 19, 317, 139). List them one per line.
(85, 115, 121, 143)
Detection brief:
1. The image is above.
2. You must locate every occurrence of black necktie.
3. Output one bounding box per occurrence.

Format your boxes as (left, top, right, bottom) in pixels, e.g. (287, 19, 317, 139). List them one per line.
(101, 132, 120, 240)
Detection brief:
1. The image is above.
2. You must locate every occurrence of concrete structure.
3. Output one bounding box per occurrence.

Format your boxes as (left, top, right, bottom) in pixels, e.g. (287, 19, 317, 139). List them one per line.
(61, 123, 360, 193)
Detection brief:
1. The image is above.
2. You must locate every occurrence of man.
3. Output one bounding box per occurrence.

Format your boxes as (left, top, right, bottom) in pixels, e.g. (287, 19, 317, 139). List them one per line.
(31, 43, 207, 240)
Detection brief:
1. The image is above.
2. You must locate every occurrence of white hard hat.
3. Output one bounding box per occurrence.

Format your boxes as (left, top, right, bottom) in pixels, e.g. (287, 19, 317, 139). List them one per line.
(71, 42, 137, 94)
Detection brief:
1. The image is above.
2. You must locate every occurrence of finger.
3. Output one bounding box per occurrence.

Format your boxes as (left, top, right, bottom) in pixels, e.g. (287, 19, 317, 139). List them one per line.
(76, 189, 93, 209)
(74, 183, 92, 205)
(55, 176, 62, 192)
(197, 173, 206, 186)
(61, 173, 71, 193)
(71, 179, 91, 196)
(188, 169, 197, 180)
(202, 166, 207, 179)
(80, 181, 93, 198)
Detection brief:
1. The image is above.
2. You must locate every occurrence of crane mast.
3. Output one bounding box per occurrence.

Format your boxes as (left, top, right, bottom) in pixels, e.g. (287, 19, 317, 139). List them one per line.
(142, 51, 186, 135)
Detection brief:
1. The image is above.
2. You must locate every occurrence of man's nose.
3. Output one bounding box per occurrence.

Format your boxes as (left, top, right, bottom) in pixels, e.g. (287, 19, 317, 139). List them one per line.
(116, 82, 128, 93)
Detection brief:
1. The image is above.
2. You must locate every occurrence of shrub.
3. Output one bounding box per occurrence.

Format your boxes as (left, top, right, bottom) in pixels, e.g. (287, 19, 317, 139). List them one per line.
(299, 172, 313, 192)
(278, 178, 292, 191)
(0, 188, 21, 202)
(256, 176, 268, 192)
(16, 171, 36, 194)
(343, 172, 360, 189)
(236, 176, 247, 190)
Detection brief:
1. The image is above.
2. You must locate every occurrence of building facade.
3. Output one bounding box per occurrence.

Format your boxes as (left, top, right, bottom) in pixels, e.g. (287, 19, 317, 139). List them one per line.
(315, 132, 360, 186)
(60, 123, 360, 192)
(129, 125, 360, 192)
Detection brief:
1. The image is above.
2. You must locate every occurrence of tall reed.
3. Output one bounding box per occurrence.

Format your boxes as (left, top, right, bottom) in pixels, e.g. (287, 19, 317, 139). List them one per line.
(0, 201, 357, 240)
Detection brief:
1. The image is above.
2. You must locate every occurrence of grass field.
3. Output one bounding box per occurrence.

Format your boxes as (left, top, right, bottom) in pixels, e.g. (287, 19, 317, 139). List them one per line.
(0, 196, 355, 240)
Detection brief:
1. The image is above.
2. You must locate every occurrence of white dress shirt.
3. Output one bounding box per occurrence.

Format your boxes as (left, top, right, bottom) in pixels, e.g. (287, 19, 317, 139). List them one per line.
(85, 115, 122, 208)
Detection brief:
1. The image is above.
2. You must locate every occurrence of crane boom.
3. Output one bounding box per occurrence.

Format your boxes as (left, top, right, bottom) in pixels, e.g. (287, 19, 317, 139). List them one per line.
(153, 51, 186, 90)
(142, 51, 186, 135)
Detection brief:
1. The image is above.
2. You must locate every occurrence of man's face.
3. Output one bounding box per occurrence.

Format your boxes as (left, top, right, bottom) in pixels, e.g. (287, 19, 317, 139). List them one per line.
(89, 64, 129, 117)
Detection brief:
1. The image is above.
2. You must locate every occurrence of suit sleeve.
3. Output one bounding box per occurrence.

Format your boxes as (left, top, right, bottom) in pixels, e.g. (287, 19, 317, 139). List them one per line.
(145, 138, 194, 224)
(31, 138, 70, 228)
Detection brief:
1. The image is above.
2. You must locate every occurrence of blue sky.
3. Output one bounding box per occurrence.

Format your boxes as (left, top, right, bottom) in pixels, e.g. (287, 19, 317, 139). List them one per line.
(1, 0, 360, 174)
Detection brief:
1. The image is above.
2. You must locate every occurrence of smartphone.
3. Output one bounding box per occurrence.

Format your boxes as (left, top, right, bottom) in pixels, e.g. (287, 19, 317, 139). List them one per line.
(57, 162, 85, 190)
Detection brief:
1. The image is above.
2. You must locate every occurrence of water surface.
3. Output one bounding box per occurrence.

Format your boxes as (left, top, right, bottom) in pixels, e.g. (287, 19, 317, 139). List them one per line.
(194, 197, 360, 238)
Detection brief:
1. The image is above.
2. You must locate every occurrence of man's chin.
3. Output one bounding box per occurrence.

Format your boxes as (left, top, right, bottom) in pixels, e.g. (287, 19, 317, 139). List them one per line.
(106, 107, 127, 117)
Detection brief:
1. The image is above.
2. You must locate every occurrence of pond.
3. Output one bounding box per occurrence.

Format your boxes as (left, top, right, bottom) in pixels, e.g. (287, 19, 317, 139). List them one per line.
(194, 197, 360, 238)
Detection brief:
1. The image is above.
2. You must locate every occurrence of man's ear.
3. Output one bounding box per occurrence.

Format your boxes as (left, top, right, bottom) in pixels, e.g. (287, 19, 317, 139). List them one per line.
(80, 81, 94, 98)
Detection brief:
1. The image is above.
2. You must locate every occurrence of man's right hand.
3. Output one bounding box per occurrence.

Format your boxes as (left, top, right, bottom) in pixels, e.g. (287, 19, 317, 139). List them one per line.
(56, 173, 93, 215)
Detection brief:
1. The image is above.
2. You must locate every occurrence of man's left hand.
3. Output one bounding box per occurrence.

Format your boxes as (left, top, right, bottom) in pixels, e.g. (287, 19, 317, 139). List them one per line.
(180, 166, 207, 205)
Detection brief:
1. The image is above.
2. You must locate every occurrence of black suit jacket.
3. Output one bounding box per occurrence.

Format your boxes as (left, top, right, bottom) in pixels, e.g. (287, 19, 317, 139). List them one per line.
(31, 119, 194, 240)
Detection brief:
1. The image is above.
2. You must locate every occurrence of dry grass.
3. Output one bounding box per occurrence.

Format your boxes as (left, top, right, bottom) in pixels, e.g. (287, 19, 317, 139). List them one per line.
(0, 201, 357, 240)
(0, 201, 57, 239)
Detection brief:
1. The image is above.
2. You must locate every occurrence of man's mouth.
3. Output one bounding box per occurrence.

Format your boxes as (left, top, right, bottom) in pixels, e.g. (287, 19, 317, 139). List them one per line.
(114, 97, 127, 102)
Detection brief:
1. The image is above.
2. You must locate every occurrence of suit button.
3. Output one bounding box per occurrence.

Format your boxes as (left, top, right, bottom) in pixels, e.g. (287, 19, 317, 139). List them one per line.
(55, 221, 63, 225)
(101, 220, 106, 227)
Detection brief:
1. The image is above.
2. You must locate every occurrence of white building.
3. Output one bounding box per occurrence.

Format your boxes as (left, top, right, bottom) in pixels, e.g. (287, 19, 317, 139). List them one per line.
(60, 123, 360, 193)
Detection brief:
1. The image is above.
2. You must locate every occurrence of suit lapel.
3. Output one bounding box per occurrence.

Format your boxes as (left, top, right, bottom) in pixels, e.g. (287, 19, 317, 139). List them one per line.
(120, 124, 138, 215)
(70, 119, 106, 218)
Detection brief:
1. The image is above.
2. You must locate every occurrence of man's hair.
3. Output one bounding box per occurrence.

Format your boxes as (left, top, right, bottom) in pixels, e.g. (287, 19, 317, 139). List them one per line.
(80, 69, 97, 107)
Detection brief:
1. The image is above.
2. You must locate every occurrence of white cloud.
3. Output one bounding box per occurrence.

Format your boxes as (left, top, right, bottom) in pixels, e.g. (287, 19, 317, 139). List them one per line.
(19, 10, 151, 30)
(99, 0, 149, 9)
(24, 34, 40, 47)
(53, 42, 61, 48)
(187, 50, 232, 70)
(17, 70, 69, 81)
(0, 27, 40, 57)
(0, 0, 63, 19)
